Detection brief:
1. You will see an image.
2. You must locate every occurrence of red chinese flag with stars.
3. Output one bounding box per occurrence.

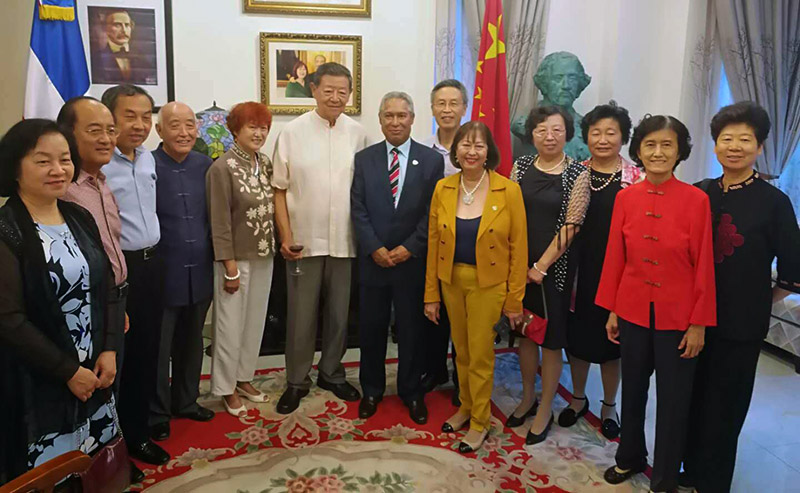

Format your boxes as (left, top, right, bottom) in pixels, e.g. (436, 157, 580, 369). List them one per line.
(471, 0, 512, 177)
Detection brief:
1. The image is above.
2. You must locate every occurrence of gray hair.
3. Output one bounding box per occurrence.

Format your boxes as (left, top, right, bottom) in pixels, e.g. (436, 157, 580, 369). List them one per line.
(156, 101, 196, 125)
(430, 79, 468, 105)
(379, 91, 415, 115)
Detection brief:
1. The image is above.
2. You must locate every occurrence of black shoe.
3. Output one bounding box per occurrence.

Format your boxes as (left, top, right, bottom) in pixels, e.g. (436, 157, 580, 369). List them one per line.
(603, 463, 646, 485)
(506, 399, 539, 428)
(176, 406, 215, 422)
(525, 415, 554, 445)
(129, 440, 170, 466)
(276, 387, 309, 414)
(358, 395, 382, 419)
(557, 395, 589, 427)
(130, 461, 145, 484)
(420, 373, 449, 394)
(150, 421, 170, 441)
(406, 399, 428, 425)
(317, 378, 361, 402)
(458, 429, 488, 454)
(600, 400, 620, 440)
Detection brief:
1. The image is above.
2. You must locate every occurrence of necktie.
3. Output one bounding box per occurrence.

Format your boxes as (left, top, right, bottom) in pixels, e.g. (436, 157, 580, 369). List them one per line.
(389, 148, 400, 206)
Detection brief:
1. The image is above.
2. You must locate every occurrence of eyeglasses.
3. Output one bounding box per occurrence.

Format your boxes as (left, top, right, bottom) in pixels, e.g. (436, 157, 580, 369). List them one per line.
(433, 101, 464, 110)
(533, 128, 566, 138)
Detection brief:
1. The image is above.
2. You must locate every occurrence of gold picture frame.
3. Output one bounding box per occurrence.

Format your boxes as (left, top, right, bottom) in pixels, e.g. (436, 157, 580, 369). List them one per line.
(244, 0, 371, 18)
(260, 32, 362, 116)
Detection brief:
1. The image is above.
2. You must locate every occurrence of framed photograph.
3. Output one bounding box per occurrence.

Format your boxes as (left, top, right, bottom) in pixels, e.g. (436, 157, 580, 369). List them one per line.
(260, 33, 362, 116)
(244, 0, 371, 18)
(77, 0, 174, 107)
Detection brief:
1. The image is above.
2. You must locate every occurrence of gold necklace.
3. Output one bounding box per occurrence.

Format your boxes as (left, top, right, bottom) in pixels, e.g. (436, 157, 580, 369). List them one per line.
(589, 157, 622, 192)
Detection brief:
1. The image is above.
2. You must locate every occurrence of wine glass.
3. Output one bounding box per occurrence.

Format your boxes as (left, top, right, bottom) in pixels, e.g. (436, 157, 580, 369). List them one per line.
(288, 244, 304, 276)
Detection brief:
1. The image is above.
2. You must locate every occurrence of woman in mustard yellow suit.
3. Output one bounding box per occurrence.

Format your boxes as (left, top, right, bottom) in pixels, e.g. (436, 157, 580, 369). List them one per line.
(424, 122, 527, 453)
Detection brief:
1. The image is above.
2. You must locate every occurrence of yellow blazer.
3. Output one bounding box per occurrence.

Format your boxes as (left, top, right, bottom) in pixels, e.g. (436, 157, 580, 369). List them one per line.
(424, 170, 528, 312)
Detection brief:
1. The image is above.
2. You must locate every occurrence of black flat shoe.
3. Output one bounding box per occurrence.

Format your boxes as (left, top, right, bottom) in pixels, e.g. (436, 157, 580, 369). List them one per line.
(406, 398, 428, 425)
(317, 378, 361, 402)
(525, 415, 554, 445)
(358, 395, 382, 419)
(176, 405, 215, 422)
(506, 399, 539, 428)
(458, 429, 488, 454)
(150, 421, 170, 441)
(600, 400, 620, 440)
(603, 464, 646, 485)
(130, 461, 145, 484)
(276, 387, 309, 414)
(557, 395, 589, 427)
(420, 373, 449, 394)
(129, 440, 170, 465)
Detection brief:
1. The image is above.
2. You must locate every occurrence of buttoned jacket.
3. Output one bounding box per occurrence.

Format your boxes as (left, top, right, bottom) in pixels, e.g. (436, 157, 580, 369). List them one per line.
(424, 171, 528, 312)
(595, 176, 717, 331)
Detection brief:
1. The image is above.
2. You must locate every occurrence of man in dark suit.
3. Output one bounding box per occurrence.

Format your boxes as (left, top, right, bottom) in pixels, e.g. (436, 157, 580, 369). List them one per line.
(91, 9, 157, 85)
(351, 92, 445, 424)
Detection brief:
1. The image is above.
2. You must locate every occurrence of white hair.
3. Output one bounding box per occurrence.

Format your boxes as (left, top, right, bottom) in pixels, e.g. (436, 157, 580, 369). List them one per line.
(379, 91, 415, 116)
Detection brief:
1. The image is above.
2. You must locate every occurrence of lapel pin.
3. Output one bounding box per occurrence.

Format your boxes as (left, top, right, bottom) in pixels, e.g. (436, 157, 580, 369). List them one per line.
(412, 159, 419, 166)
(492, 205, 498, 211)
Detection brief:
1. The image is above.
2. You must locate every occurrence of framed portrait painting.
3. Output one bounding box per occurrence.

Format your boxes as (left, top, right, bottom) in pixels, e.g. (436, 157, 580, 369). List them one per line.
(260, 33, 362, 115)
(77, 0, 174, 107)
(244, 0, 371, 18)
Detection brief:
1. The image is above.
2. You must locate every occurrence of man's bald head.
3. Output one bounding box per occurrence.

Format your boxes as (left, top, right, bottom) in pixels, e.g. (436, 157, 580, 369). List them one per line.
(156, 101, 198, 162)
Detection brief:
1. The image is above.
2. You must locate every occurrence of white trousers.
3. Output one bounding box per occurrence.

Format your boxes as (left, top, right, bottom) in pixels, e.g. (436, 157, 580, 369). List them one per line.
(210, 258, 274, 396)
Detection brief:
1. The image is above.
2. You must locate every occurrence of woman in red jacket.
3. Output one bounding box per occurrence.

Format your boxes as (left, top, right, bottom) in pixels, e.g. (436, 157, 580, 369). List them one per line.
(597, 115, 716, 493)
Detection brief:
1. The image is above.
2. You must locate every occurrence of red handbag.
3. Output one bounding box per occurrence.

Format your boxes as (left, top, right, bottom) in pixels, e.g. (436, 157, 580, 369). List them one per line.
(512, 284, 548, 345)
(78, 392, 131, 493)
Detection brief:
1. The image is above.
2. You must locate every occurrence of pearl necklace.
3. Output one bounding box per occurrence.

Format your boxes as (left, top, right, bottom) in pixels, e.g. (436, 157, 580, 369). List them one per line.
(460, 170, 487, 205)
(534, 154, 565, 173)
(589, 157, 622, 192)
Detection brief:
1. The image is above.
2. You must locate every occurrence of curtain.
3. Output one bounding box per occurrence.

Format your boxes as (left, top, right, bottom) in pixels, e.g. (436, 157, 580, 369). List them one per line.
(715, 0, 800, 179)
(434, 0, 550, 124)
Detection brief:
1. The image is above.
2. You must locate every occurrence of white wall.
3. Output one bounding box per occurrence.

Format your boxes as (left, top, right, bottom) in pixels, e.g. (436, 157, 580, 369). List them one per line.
(143, 0, 437, 152)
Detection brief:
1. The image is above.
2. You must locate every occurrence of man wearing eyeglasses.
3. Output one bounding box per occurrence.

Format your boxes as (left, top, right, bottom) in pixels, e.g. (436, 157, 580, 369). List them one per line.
(420, 79, 469, 405)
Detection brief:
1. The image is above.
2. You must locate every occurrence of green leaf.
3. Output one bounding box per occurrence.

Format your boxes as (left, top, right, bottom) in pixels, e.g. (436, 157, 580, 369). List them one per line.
(303, 467, 317, 477)
(357, 477, 369, 484)
(247, 444, 259, 453)
(344, 486, 359, 492)
(318, 467, 328, 476)
(286, 468, 298, 478)
(234, 442, 245, 450)
(392, 473, 402, 483)
(225, 432, 242, 439)
(207, 125, 226, 139)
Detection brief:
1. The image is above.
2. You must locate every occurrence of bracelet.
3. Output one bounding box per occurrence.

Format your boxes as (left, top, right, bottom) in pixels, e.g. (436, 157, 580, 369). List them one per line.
(224, 270, 240, 281)
(533, 263, 548, 276)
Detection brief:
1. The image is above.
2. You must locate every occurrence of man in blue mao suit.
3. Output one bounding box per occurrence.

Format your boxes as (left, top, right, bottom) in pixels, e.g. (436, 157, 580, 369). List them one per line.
(351, 91, 444, 424)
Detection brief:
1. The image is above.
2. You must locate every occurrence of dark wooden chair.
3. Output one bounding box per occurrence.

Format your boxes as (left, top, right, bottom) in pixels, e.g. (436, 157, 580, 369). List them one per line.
(0, 451, 91, 493)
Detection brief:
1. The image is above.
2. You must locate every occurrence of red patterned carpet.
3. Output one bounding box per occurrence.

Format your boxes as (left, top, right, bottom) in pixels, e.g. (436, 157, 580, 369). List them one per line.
(131, 354, 650, 492)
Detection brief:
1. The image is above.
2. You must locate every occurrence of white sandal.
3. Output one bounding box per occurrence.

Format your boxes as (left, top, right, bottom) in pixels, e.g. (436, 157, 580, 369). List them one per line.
(223, 397, 247, 417)
(236, 385, 270, 403)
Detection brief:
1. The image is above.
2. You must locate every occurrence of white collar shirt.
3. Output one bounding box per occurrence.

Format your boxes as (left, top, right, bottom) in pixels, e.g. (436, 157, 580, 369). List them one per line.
(272, 110, 368, 258)
(422, 132, 459, 177)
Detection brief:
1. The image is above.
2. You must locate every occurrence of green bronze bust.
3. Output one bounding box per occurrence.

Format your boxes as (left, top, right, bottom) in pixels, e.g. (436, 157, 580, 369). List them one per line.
(512, 51, 592, 161)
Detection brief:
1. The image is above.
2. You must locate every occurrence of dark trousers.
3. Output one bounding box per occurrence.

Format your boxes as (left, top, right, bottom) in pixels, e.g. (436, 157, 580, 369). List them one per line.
(617, 316, 697, 492)
(150, 298, 212, 425)
(107, 289, 127, 395)
(118, 249, 164, 446)
(683, 334, 761, 493)
(359, 274, 428, 402)
(424, 304, 458, 388)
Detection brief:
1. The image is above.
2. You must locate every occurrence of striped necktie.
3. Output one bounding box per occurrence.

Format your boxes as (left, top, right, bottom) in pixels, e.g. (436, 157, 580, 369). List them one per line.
(389, 147, 400, 206)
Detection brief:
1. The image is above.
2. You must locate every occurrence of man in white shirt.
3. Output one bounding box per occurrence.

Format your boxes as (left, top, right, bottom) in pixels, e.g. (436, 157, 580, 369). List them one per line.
(421, 79, 469, 406)
(273, 63, 368, 414)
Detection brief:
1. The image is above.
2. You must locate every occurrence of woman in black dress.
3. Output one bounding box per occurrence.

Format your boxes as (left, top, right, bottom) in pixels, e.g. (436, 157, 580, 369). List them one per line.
(560, 102, 642, 439)
(508, 106, 590, 445)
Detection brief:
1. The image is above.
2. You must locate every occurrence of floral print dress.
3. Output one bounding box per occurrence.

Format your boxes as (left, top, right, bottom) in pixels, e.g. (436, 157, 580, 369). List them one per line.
(26, 223, 118, 469)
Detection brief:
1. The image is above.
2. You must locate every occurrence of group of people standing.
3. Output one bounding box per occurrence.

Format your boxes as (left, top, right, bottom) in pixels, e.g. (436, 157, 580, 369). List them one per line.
(0, 60, 798, 493)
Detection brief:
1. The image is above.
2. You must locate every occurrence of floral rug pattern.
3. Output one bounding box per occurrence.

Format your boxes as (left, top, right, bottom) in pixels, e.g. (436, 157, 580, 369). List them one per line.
(134, 353, 650, 492)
